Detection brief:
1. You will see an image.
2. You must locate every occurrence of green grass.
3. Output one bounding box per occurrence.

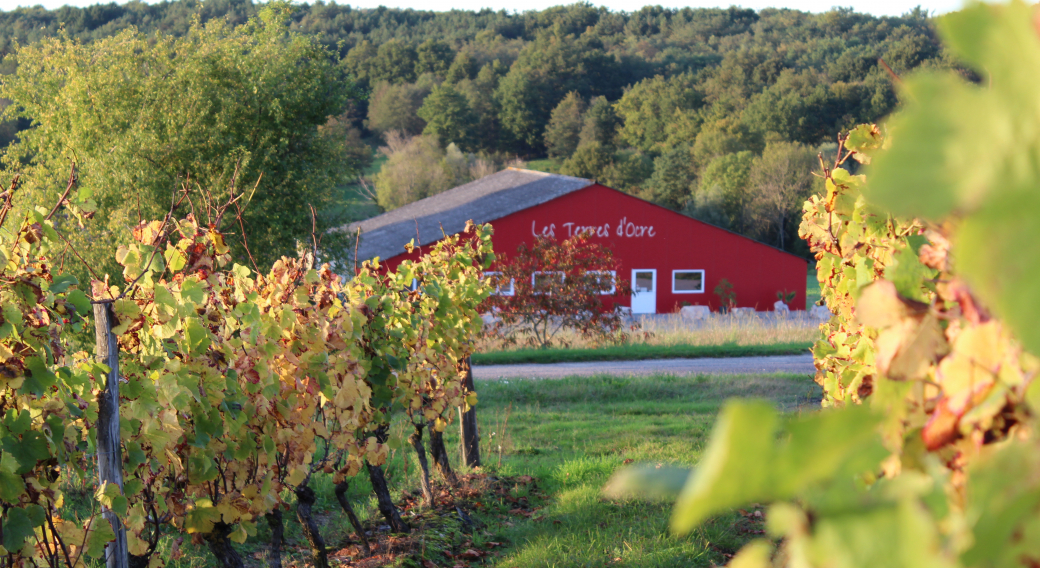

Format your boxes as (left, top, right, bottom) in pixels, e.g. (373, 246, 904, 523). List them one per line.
(524, 158, 560, 173)
(326, 153, 387, 223)
(472, 341, 812, 365)
(69, 372, 818, 567)
(806, 266, 822, 308)
(479, 372, 821, 567)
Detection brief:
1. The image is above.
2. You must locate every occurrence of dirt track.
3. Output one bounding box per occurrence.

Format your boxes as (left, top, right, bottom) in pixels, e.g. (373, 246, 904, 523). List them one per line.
(472, 354, 816, 380)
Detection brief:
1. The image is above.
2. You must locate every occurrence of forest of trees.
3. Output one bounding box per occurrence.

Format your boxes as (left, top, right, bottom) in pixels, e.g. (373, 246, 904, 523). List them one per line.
(0, 0, 952, 256)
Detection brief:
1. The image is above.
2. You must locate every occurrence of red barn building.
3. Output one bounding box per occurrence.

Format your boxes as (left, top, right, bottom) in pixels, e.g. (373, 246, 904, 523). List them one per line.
(348, 168, 807, 313)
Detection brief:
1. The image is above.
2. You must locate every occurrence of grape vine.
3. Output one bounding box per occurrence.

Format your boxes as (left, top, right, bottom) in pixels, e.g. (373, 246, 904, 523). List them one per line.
(607, 4, 1040, 566)
(0, 181, 495, 568)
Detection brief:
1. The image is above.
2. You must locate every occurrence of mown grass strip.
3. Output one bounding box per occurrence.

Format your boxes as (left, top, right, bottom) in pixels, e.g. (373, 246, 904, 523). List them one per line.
(472, 341, 813, 366)
(480, 372, 822, 567)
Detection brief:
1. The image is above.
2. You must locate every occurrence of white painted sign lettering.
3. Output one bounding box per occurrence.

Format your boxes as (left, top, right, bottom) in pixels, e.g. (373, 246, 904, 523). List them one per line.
(530, 217, 656, 239)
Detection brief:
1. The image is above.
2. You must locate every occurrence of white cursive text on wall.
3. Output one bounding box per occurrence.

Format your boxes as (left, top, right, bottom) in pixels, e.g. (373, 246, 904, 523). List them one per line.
(530, 217, 656, 239)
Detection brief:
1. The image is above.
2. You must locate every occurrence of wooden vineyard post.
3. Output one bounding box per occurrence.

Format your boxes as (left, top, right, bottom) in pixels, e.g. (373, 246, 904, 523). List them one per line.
(94, 302, 129, 568)
(459, 356, 480, 468)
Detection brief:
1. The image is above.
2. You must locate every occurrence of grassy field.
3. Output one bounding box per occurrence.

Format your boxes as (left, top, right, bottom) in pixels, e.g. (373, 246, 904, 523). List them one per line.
(523, 158, 560, 174)
(477, 372, 820, 567)
(77, 372, 819, 567)
(806, 266, 821, 308)
(472, 341, 811, 365)
(326, 154, 387, 224)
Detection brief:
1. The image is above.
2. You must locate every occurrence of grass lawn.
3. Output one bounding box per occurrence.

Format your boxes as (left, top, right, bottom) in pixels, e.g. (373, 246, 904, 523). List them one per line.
(806, 266, 822, 308)
(523, 158, 560, 173)
(472, 340, 812, 365)
(478, 372, 820, 567)
(326, 154, 387, 223)
(80, 372, 819, 567)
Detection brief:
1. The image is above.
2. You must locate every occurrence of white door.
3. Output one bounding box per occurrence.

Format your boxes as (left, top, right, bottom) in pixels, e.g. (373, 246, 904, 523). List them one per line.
(631, 269, 657, 314)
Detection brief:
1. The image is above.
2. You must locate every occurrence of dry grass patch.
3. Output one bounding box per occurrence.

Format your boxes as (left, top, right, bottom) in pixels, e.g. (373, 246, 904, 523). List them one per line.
(479, 313, 819, 352)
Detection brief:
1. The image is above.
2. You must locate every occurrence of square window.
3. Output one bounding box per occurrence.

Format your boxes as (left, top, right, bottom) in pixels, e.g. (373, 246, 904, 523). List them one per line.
(672, 270, 705, 293)
(532, 271, 565, 294)
(587, 270, 617, 295)
(483, 271, 515, 296)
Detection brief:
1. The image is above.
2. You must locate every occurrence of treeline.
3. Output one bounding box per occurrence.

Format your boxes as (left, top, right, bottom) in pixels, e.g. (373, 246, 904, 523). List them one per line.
(0, 0, 951, 254)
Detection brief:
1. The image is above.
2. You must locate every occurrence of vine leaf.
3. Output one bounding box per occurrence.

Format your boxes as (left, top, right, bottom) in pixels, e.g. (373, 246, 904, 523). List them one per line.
(868, 1, 1040, 354)
(667, 400, 883, 535)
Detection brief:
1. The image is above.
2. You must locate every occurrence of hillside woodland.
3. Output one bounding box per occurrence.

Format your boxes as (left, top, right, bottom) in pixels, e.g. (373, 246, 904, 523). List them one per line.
(0, 0, 953, 257)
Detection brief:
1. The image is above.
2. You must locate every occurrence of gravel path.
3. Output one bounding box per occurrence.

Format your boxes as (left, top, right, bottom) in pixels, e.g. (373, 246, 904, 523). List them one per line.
(472, 354, 816, 380)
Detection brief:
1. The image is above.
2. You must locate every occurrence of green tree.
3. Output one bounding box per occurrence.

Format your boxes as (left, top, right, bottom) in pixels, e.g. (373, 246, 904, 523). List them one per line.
(747, 141, 818, 250)
(343, 39, 378, 85)
(416, 38, 454, 76)
(0, 1, 949, 215)
(366, 80, 430, 136)
(615, 73, 702, 154)
(740, 69, 868, 145)
(691, 120, 758, 163)
(578, 95, 619, 149)
(543, 92, 585, 160)
(0, 3, 359, 277)
(456, 60, 510, 152)
(373, 132, 450, 210)
(318, 112, 374, 176)
(642, 144, 696, 210)
(373, 39, 419, 83)
(444, 50, 479, 83)
(494, 68, 543, 152)
(494, 29, 620, 152)
(559, 141, 613, 179)
(600, 149, 653, 194)
(686, 150, 754, 232)
(417, 83, 478, 149)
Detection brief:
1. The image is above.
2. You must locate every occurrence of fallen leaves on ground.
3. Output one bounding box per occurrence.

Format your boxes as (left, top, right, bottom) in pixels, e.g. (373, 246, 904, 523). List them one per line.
(319, 473, 545, 567)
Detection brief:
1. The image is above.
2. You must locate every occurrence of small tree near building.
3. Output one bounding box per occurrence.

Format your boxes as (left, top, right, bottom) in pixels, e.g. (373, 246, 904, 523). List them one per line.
(481, 232, 635, 349)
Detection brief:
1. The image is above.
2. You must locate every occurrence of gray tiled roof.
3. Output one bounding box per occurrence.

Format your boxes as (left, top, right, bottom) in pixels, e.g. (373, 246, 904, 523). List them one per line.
(345, 168, 593, 263)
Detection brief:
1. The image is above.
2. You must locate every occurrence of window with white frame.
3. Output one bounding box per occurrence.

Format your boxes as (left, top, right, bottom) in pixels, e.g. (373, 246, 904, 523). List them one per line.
(532, 271, 565, 294)
(483, 271, 515, 296)
(672, 270, 705, 293)
(587, 270, 617, 295)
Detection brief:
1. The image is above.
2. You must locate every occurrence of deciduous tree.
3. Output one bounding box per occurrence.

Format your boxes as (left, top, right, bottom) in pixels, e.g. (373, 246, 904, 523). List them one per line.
(372, 39, 419, 83)
(366, 80, 431, 137)
(614, 72, 702, 154)
(559, 141, 613, 179)
(687, 150, 755, 232)
(641, 144, 696, 210)
(373, 132, 450, 210)
(482, 232, 634, 349)
(1, 2, 360, 280)
(747, 141, 818, 250)
(444, 50, 479, 83)
(578, 95, 620, 150)
(416, 38, 454, 76)
(418, 83, 478, 149)
(494, 29, 620, 152)
(543, 92, 586, 159)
